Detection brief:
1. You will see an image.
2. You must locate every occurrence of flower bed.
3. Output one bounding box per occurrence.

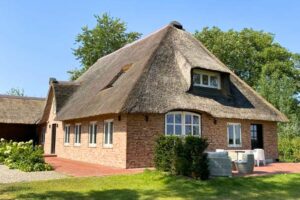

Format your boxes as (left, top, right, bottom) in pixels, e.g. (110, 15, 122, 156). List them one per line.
(0, 138, 52, 172)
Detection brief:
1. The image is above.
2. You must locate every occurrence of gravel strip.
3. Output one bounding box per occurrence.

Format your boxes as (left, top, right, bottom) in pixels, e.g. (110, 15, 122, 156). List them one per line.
(0, 165, 67, 183)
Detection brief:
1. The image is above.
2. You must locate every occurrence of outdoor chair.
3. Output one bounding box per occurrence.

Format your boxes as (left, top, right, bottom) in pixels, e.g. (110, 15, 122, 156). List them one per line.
(235, 153, 255, 174)
(253, 149, 266, 166)
(207, 152, 232, 177)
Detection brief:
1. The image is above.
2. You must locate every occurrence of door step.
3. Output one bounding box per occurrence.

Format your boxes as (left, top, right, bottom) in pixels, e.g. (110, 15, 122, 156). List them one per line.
(44, 154, 57, 157)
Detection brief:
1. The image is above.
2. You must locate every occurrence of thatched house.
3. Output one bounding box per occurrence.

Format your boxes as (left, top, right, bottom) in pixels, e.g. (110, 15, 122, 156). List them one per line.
(40, 22, 287, 168)
(0, 95, 45, 142)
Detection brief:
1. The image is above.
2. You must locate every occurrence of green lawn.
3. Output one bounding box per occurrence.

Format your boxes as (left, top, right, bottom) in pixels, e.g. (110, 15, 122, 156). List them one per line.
(1, 170, 300, 200)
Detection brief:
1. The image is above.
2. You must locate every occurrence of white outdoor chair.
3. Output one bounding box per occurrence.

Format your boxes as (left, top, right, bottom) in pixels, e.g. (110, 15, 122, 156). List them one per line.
(253, 149, 266, 166)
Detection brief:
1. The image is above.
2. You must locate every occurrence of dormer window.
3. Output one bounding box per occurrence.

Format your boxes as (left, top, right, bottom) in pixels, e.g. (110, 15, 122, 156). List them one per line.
(192, 69, 221, 89)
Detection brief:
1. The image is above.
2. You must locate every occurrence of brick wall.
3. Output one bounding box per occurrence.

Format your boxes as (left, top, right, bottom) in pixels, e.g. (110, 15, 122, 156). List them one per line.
(126, 113, 278, 168)
(43, 101, 278, 168)
(43, 97, 127, 168)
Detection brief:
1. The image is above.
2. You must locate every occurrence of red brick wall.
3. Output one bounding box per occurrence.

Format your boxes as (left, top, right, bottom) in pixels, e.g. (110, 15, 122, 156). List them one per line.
(126, 113, 278, 168)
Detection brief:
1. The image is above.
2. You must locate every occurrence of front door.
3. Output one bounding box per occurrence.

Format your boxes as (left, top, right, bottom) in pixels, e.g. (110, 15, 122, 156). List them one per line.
(51, 124, 56, 154)
(251, 124, 263, 149)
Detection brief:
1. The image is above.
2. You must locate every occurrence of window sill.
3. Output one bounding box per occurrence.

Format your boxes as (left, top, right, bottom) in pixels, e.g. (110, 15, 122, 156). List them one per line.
(74, 143, 81, 147)
(64, 143, 70, 146)
(228, 145, 242, 148)
(89, 144, 97, 148)
(103, 145, 113, 149)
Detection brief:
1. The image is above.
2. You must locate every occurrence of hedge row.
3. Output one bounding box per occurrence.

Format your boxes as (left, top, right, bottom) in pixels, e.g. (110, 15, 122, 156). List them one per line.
(154, 135, 209, 180)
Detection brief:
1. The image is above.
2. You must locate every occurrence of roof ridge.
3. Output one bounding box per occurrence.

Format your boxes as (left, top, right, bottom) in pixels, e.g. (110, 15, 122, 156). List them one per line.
(0, 94, 45, 101)
(76, 25, 171, 82)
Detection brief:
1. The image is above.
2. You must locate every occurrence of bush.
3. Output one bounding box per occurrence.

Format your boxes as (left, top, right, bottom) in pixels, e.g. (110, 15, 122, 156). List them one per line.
(0, 138, 52, 172)
(154, 135, 209, 180)
(279, 136, 300, 162)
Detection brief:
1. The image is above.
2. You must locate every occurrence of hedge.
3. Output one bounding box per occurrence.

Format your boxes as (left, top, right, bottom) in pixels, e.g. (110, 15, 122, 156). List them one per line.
(154, 135, 209, 180)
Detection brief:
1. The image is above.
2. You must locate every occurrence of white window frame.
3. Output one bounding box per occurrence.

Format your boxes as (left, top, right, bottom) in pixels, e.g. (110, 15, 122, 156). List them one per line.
(103, 119, 114, 148)
(165, 111, 201, 137)
(64, 124, 71, 146)
(89, 122, 97, 147)
(74, 123, 81, 146)
(227, 123, 242, 147)
(193, 69, 221, 89)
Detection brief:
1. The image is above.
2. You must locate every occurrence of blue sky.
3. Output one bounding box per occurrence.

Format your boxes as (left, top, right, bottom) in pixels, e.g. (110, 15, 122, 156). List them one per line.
(0, 0, 299, 97)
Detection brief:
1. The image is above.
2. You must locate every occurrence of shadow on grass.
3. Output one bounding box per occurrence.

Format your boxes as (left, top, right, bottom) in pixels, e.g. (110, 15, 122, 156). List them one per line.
(3, 172, 300, 200)
(16, 189, 139, 200)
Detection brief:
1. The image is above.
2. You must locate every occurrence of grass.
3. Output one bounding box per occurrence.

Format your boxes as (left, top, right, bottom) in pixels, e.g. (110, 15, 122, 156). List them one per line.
(1, 170, 300, 200)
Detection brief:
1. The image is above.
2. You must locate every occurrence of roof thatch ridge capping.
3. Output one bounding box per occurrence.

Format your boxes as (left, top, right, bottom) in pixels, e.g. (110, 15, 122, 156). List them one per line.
(54, 23, 287, 122)
(0, 94, 45, 101)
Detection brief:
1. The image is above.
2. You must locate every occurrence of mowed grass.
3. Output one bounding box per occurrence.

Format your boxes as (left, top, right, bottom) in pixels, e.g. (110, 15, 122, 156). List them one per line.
(1, 170, 300, 200)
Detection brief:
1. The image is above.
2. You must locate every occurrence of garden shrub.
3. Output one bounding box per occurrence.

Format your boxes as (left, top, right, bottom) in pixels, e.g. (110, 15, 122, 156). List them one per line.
(279, 136, 300, 162)
(0, 138, 52, 172)
(154, 135, 209, 180)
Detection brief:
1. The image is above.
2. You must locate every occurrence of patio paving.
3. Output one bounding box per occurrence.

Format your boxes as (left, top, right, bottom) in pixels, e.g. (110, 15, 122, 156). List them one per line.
(45, 157, 300, 178)
(45, 157, 145, 177)
(233, 162, 300, 177)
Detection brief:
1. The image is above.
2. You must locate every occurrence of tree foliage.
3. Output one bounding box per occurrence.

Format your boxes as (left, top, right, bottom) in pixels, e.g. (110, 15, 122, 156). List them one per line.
(195, 27, 300, 160)
(6, 87, 25, 96)
(69, 13, 141, 80)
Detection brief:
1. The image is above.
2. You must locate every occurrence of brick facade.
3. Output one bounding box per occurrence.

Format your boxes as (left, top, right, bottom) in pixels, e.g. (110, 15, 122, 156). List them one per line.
(43, 102, 278, 168)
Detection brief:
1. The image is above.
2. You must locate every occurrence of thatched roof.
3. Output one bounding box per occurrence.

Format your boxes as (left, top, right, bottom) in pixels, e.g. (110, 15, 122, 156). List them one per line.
(0, 95, 45, 124)
(52, 24, 287, 122)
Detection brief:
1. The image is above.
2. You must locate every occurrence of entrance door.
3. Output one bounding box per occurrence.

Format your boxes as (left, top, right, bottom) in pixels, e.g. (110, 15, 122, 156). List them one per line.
(251, 124, 263, 149)
(51, 124, 56, 154)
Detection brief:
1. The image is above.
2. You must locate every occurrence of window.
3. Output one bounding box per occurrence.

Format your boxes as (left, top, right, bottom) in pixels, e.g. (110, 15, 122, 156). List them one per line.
(165, 112, 201, 136)
(41, 127, 46, 144)
(227, 123, 242, 147)
(104, 120, 113, 147)
(89, 122, 97, 147)
(64, 125, 70, 145)
(74, 124, 81, 146)
(192, 69, 220, 89)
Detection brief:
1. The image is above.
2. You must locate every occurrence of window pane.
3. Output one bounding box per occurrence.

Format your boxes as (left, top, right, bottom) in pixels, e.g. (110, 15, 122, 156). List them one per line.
(193, 73, 201, 85)
(235, 125, 241, 145)
(228, 125, 234, 144)
(193, 115, 199, 124)
(109, 122, 113, 144)
(210, 76, 218, 87)
(166, 114, 174, 123)
(193, 125, 199, 135)
(202, 75, 209, 85)
(185, 125, 192, 135)
(104, 123, 109, 144)
(175, 125, 182, 135)
(185, 114, 191, 124)
(94, 125, 97, 143)
(167, 125, 174, 135)
(175, 114, 182, 124)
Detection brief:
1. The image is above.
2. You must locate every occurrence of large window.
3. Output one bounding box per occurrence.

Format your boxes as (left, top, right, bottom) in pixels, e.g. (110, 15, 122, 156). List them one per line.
(64, 125, 70, 145)
(74, 124, 81, 146)
(89, 122, 97, 147)
(104, 120, 113, 147)
(227, 123, 242, 147)
(193, 69, 220, 89)
(165, 112, 201, 136)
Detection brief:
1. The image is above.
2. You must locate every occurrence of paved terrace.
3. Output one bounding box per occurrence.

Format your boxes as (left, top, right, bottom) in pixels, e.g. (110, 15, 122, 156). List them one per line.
(45, 157, 300, 177)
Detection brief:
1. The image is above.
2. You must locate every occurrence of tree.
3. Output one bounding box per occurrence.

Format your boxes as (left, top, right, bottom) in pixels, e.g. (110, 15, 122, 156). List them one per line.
(195, 27, 300, 159)
(69, 13, 142, 80)
(6, 88, 25, 96)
